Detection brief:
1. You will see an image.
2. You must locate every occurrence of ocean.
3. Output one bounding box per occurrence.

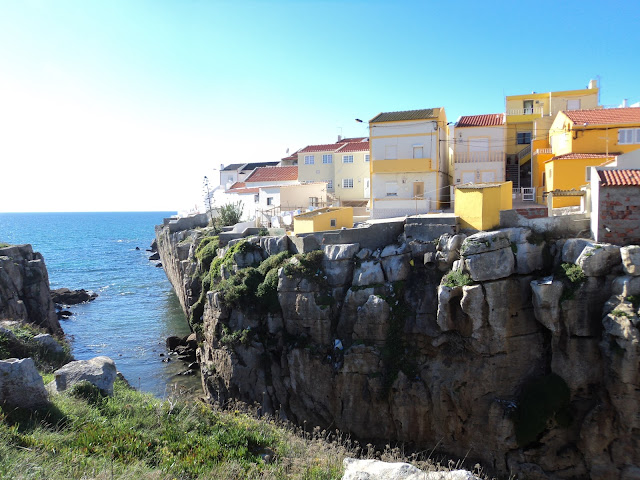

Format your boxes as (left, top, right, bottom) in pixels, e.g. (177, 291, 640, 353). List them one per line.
(0, 212, 201, 398)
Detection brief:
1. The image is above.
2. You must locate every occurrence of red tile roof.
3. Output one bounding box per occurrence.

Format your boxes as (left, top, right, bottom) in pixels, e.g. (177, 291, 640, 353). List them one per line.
(456, 113, 505, 128)
(563, 107, 640, 126)
(228, 182, 246, 190)
(281, 149, 300, 161)
(228, 187, 259, 194)
(298, 143, 342, 153)
(336, 141, 370, 153)
(337, 137, 367, 144)
(245, 165, 298, 183)
(548, 153, 618, 162)
(598, 169, 640, 187)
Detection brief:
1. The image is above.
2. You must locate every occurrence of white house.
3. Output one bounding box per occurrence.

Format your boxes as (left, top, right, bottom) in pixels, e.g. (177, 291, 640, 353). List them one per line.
(369, 108, 449, 218)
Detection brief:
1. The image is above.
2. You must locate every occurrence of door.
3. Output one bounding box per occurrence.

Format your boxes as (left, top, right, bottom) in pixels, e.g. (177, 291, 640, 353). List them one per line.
(413, 182, 424, 198)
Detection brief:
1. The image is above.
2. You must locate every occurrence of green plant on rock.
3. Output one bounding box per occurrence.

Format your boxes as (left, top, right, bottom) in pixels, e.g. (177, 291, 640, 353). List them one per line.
(514, 373, 571, 447)
(195, 236, 220, 270)
(0, 243, 10, 248)
(611, 309, 629, 318)
(626, 295, 640, 310)
(214, 201, 244, 229)
(219, 325, 252, 347)
(218, 268, 264, 309)
(442, 270, 473, 288)
(558, 263, 586, 301)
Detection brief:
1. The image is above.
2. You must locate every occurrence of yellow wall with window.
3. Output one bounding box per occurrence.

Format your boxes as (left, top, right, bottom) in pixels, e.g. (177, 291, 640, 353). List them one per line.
(293, 207, 353, 234)
(454, 182, 512, 231)
(544, 157, 608, 207)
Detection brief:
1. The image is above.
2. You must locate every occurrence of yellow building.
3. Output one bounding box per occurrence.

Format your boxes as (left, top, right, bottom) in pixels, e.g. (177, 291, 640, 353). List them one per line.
(505, 80, 599, 194)
(296, 138, 370, 207)
(544, 107, 640, 207)
(454, 182, 512, 231)
(369, 108, 449, 219)
(293, 207, 353, 234)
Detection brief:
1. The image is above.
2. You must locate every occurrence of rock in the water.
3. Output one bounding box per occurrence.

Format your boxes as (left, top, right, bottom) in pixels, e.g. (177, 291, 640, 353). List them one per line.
(0, 358, 48, 408)
(48, 356, 117, 395)
(50, 288, 98, 305)
(341, 458, 479, 480)
(57, 310, 73, 319)
(149, 252, 160, 261)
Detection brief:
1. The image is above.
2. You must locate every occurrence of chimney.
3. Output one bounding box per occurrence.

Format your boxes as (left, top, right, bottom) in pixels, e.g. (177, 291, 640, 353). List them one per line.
(220, 163, 224, 171)
(588, 79, 598, 89)
(622, 99, 628, 108)
(337, 135, 342, 142)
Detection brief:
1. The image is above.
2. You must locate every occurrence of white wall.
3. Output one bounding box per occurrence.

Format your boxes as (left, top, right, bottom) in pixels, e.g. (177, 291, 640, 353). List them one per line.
(371, 172, 437, 200)
(371, 120, 438, 162)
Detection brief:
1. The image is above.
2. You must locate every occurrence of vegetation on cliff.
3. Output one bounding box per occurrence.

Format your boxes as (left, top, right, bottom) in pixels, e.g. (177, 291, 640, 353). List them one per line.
(0, 323, 71, 372)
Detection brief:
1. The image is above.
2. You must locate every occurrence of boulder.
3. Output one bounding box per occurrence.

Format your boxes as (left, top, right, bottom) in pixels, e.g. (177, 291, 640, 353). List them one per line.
(352, 295, 390, 345)
(352, 260, 385, 287)
(462, 248, 514, 282)
(562, 238, 593, 264)
(148, 252, 160, 261)
(576, 243, 621, 277)
(324, 243, 360, 261)
(341, 458, 479, 480)
(530, 277, 564, 334)
(33, 333, 64, 354)
(621, 246, 640, 276)
(501, 227, 546, 274)
(50, 288, 98, 305)
(259, 236, 289, 256)
(48, 356, 118, 396)
(460, 231, 510, 256)
(435, 234, 466, 271)
(381, 253, 411, 282)
(612, 276, 640, 297)
(322, 244, 359, 287)
(0, 358, 48, 408)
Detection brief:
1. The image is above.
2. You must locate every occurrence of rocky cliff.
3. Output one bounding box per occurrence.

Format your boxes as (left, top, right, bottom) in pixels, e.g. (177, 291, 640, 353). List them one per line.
(0, 244, 61, 333)
(156, 221, 640, 480)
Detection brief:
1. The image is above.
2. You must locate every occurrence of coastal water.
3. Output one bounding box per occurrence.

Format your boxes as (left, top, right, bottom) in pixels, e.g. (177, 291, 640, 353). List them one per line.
(0, 212, 201, 398)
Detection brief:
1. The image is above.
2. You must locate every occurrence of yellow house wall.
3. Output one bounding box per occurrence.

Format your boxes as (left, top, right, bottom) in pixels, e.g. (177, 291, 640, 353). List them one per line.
(334, 151, 370, 201)
(297, 149, 336, 189)
(568, 127, 640, 155)
(499, 181, 513, 210)
(371, 158, 432, 173)
(545, 157, 606, 207)
(533, 152, 553, 203)
(279, 183, 327, 208)
(506, 123, 534, 156)
(506, 88, 598, 120)
(455, 189, 485, 230)
(293, 207, 353, 234)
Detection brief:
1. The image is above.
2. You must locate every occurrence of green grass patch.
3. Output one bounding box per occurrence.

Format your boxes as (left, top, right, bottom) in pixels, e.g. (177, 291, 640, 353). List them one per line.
(195, 236, 220, 271)
(611, 309, 629, 318)
(0, 323, 72, 373)
(557, 263, 586, 301)
(442, 270, 473, 288)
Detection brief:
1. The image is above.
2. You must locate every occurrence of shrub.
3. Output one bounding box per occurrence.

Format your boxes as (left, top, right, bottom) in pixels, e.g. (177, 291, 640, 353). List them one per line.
(215, 201, 244, 229)
(195, 236, 220, 270)
(256, 268, 281, 313)
(257, 250, 291, 276)
(218, 268, 264, 309)
(283, 250, 325, 279)
(559, 263, 586, 284)
(442, 270, 473, 288)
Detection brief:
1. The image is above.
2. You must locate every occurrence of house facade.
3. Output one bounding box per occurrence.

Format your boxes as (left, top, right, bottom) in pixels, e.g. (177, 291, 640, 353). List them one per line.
(219, 161, 280, 188)
(544, 107, 640, 207)
(450, 114, 506, 203)
(296, 137, 370, 206)
(369, 108, 448, 219)
(506, 80, 599, 192)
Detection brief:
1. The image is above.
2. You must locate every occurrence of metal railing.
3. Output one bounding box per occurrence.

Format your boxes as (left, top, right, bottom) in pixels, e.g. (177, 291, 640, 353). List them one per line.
(512, 187, 535, 201)
(517, 144, 531, 161)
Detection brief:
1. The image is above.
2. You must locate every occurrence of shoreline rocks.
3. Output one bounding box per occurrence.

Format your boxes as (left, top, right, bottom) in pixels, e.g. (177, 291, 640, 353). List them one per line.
(50, 288, 98, 306)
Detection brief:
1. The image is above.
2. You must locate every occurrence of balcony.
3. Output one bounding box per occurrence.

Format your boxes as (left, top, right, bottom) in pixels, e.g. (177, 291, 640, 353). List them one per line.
(453, 151, 505, 164)
(507, 107, 544, 116)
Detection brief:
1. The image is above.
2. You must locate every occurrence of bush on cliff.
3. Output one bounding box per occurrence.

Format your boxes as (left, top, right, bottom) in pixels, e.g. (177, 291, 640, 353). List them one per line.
(195, 236, 220, 271)
(0, 323, 72, 372)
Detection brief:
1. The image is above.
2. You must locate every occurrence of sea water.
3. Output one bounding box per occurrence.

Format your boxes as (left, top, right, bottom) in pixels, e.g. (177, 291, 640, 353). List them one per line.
(0, 212, 200, 397)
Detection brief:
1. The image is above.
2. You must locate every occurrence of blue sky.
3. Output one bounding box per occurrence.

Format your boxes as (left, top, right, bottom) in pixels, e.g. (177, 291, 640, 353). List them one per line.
(0, 0, 638, 212)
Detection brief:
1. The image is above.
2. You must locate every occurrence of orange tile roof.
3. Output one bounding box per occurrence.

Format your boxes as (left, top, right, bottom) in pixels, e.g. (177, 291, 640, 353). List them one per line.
(564, 107, 640, 126)
(337, 137, 367, 144)
(281, 149, 300, 161)
(456, 113, 504, 127)
(298, 143, 342, 153)
(336, 141, 370, 153)
(598, 169, 640, 187)
(245, 165, 298, 183)
(228, 181, 246, 190)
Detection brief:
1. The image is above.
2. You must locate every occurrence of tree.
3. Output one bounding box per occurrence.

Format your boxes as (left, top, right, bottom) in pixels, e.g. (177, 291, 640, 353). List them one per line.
(215, 201, 244, 229)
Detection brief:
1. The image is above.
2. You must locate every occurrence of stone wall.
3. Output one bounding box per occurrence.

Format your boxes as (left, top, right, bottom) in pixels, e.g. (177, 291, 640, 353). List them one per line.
(0, 244, 60, 333)
(595, 185, 640, 244)
(500, 209, 591, 237)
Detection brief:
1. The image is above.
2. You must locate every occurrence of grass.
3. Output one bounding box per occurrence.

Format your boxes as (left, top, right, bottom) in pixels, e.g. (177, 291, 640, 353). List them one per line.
(0, 378, 491, 479)
(0, 243, 10, 248)
(442, 270, 473, 288)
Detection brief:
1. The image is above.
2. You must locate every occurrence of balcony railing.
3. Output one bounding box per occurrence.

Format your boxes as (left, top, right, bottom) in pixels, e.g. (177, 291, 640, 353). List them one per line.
(507, 107, 544, 116)
(517, 144, 531, 161)
(453, 151, 505, 164)
(534, 148, 552, 155)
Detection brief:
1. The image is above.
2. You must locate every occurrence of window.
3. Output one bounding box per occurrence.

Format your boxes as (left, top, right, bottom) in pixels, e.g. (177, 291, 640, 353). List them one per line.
(364, 154, 370, 162)
(517, 132, 532, 144)
(342, 155, 354, 163)
(567, 99, 581, 110)
(322, 154, 333, 164)
(342, 178, 354, 188)
(254, 194, 259, 203)
(385, 182, 398, 197)
(309, 197, 319, 207)
(326, 179, 333, 189)
(523, 100, 534, 114)
(413, 145, 424, 159)
(330, 219, 337, 227)
(384, 145, 397, 159)
(618, 128, 640, 145)
(304, 155, 314, 165)
(267, 197, 273, 206)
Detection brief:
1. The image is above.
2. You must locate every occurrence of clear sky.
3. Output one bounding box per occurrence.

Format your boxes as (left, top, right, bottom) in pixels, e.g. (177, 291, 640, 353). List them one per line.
(1, 0, 638, 212)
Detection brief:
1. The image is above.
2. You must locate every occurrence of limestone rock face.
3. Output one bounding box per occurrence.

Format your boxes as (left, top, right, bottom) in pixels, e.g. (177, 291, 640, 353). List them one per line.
(48, 356, 118, 395)
(156, 220, 640, 480)
(621, 245, 640, 276)
(576, 243, 621, 276)
(460, 232, 514, 282)
(0, 358, 48, 408)
(0, 245, 60, 333)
